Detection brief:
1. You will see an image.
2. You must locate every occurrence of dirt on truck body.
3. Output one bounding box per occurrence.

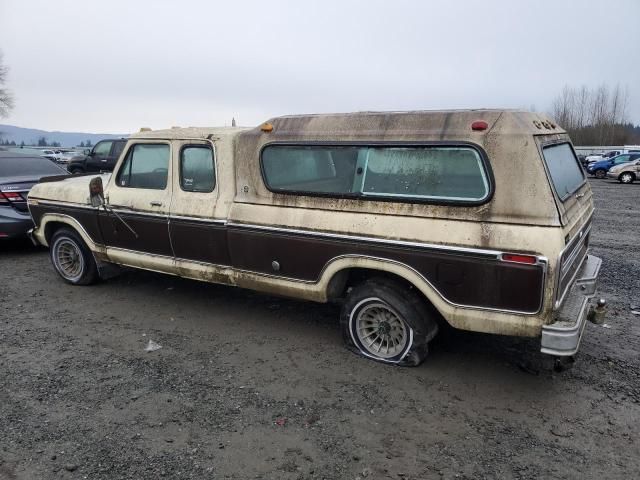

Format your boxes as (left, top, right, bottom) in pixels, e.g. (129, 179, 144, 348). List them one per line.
(27, 109, 605, 365)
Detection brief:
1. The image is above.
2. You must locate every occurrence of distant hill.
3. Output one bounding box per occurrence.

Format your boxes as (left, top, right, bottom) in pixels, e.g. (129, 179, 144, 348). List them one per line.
(0, 124, 129, 147)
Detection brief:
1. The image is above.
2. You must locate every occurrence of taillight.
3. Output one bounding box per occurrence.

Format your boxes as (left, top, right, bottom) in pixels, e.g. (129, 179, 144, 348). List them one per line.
(501, 253, 538, 265)
(0, 191, 22, 204)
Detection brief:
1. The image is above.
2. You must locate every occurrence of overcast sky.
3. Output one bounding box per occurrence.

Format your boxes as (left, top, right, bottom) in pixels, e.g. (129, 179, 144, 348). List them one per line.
(1, 0, 639, 133)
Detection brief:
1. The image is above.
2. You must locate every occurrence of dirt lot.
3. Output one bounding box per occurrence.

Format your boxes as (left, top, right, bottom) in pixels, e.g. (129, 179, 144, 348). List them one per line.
(1, 179, 639, 480)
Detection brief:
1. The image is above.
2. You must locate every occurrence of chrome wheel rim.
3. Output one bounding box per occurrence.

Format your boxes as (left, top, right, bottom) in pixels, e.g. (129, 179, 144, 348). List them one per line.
(354, 301, 408, 359)
(621, 173, 632, 183)
(53, 238, 84, 281)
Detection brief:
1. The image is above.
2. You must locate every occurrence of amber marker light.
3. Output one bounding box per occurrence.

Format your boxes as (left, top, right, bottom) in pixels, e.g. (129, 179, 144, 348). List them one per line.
(261, 122, 274, 133)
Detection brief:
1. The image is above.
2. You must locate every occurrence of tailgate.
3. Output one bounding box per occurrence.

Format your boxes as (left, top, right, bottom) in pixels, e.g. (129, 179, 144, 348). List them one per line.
(536, 137, 595, 309)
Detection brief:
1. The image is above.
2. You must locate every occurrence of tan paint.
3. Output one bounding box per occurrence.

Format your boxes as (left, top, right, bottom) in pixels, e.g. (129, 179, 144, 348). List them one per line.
(27, 111, 592, 339)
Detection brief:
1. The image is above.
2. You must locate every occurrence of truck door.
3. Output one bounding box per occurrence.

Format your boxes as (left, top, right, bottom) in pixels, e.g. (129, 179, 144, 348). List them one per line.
(86, 140, 113, 173)
(168, 140, 229, 265)
(99, 140, 174, 256)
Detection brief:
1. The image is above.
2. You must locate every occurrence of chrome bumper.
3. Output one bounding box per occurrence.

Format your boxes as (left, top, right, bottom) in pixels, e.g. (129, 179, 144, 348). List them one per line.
(541, 255, 604, 356)
(26, 227, 40, 246)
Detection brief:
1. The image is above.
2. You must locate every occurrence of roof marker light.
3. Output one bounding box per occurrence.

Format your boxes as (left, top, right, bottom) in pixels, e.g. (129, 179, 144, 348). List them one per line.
(261, 122, 274, 133)
(471, 120, 488, 131)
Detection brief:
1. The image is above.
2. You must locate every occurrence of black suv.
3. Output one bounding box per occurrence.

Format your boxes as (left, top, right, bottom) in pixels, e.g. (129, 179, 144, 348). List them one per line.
(67, 139, 127, 174)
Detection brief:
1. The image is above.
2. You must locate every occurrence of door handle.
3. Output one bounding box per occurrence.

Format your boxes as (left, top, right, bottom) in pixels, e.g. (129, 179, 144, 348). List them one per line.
(150, 201, 162, 207)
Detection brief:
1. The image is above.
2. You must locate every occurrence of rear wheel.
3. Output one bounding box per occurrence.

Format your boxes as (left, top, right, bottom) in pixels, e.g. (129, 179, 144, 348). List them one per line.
(50, 228, 99, 285)
(619, 172, 635, 184)
(594, 169, 607, 179)
(68, 167, 84, 175)
(340, 278, 439, 366)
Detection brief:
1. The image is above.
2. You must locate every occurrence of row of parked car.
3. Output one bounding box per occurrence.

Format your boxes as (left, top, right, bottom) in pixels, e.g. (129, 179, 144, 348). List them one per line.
(578, 148, 640, 183)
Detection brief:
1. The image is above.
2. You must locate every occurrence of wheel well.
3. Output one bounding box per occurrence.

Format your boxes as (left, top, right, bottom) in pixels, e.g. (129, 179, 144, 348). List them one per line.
(44, 221, 70, 244)
(327, 267, 445, 324)
(328, 267, 423, 301)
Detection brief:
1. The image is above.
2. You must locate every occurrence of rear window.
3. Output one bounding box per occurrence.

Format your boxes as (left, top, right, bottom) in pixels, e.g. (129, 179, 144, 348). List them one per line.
(542, 143, 585, 200)
(0, 156, 66, 177)
(261, 145, 490, 203)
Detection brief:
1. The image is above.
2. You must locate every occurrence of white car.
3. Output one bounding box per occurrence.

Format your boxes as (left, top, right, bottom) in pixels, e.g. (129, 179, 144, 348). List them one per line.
(40, 150, 62, 162)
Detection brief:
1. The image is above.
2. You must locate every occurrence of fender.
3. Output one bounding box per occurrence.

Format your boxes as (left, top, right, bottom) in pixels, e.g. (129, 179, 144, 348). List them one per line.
(319, 255, 543, 337)
(32, 213, 106, 257)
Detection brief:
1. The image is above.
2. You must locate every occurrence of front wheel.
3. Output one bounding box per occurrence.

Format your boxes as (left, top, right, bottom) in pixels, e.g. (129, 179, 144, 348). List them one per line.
(340, 278, 439, 366)
(619, 172, 635, 184)
(50, 228, 99, 285)
(594, 169, 607, 179)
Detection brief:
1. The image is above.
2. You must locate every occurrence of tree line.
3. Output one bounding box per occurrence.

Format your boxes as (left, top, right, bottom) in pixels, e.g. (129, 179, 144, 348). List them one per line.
(550, 84, 639, 145)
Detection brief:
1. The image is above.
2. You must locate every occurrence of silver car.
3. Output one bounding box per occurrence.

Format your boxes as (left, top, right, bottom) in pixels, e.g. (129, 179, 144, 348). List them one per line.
(607, 159, 640, 184)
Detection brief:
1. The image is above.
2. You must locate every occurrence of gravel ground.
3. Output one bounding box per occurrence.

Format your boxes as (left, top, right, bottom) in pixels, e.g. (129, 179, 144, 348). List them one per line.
(1, 179, 639, 480)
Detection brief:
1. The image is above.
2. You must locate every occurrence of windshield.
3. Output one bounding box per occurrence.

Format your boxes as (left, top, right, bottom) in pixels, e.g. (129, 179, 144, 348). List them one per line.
(0, 156, 66, 177)
(542, 143, 585, 201)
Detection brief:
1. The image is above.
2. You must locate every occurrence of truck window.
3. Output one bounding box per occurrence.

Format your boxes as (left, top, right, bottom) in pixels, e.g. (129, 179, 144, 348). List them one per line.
(261, 144, 490, 203)
(93, 141, 113, 158)
(111, 141, 126, 159)
(180, 146, 215, 192)
(116, 143, 169, 190)
(542, 143, 585, 200)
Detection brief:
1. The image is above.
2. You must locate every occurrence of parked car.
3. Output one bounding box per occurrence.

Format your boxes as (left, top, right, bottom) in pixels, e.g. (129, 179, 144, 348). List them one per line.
(607, 158, 640, 184)
(0, 155, 66, 239)
(586, 153, 640, 178)
(577, 154, 589, 167)
(40, 149, 63, 162)
(27, 110, 604, 366)
(67, 139, 127, 174)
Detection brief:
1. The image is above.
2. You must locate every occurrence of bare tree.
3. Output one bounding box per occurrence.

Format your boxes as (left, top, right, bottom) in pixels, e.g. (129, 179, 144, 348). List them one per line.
(549, 84, 630, 145)
(0, 50, 14, 118)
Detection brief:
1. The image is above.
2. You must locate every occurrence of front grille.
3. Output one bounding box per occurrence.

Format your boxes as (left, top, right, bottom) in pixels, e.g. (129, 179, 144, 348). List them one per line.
(555, 222, 591, 309)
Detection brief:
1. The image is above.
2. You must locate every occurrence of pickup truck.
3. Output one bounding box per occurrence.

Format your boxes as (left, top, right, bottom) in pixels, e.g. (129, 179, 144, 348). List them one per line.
(67, 139, 127, 174)
(26, 110, 605, 366)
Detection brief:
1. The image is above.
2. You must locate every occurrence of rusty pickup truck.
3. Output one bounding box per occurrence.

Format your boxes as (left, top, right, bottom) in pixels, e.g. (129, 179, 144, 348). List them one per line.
(27, 110, 605, 365)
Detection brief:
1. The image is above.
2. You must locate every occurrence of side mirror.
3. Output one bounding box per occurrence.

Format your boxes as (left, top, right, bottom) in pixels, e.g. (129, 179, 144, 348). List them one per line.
(89, 177, 105, 207)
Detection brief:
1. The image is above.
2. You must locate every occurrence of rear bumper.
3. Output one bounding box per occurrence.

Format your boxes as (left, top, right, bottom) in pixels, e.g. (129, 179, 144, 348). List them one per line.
(541, 255, 603, 356)
(0, 207, 34, 239)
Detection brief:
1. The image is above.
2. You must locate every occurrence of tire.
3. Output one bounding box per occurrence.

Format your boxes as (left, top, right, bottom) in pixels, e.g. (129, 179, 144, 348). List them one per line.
(50, 228, 99, 285)
(340, 278, 439, 366)
(619, 172, 635, 184)
(594, 169, 607, 179)
(68, 167, 84, 175)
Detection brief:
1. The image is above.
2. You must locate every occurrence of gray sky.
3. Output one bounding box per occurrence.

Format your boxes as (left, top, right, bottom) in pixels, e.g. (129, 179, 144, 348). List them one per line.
(1, 0, 639, 133)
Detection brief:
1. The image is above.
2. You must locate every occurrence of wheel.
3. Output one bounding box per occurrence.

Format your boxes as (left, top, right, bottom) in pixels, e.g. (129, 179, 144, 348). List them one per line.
(50, 228, 99, 285)
(594, 169, 606, 179)
(68, 167, 84, 175)
(619, 172, 635, 184)
(340, 278, 439, 366)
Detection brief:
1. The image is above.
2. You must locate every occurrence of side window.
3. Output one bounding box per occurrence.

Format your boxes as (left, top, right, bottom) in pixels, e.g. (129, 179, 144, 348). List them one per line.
(116, 143, 169, 190)
(93, 141, 113, 158)
(261, 145, 490, 203)
(614, 155, 630, 164)
(111, 141, 126, 159)
(180, 146, 215, 192)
